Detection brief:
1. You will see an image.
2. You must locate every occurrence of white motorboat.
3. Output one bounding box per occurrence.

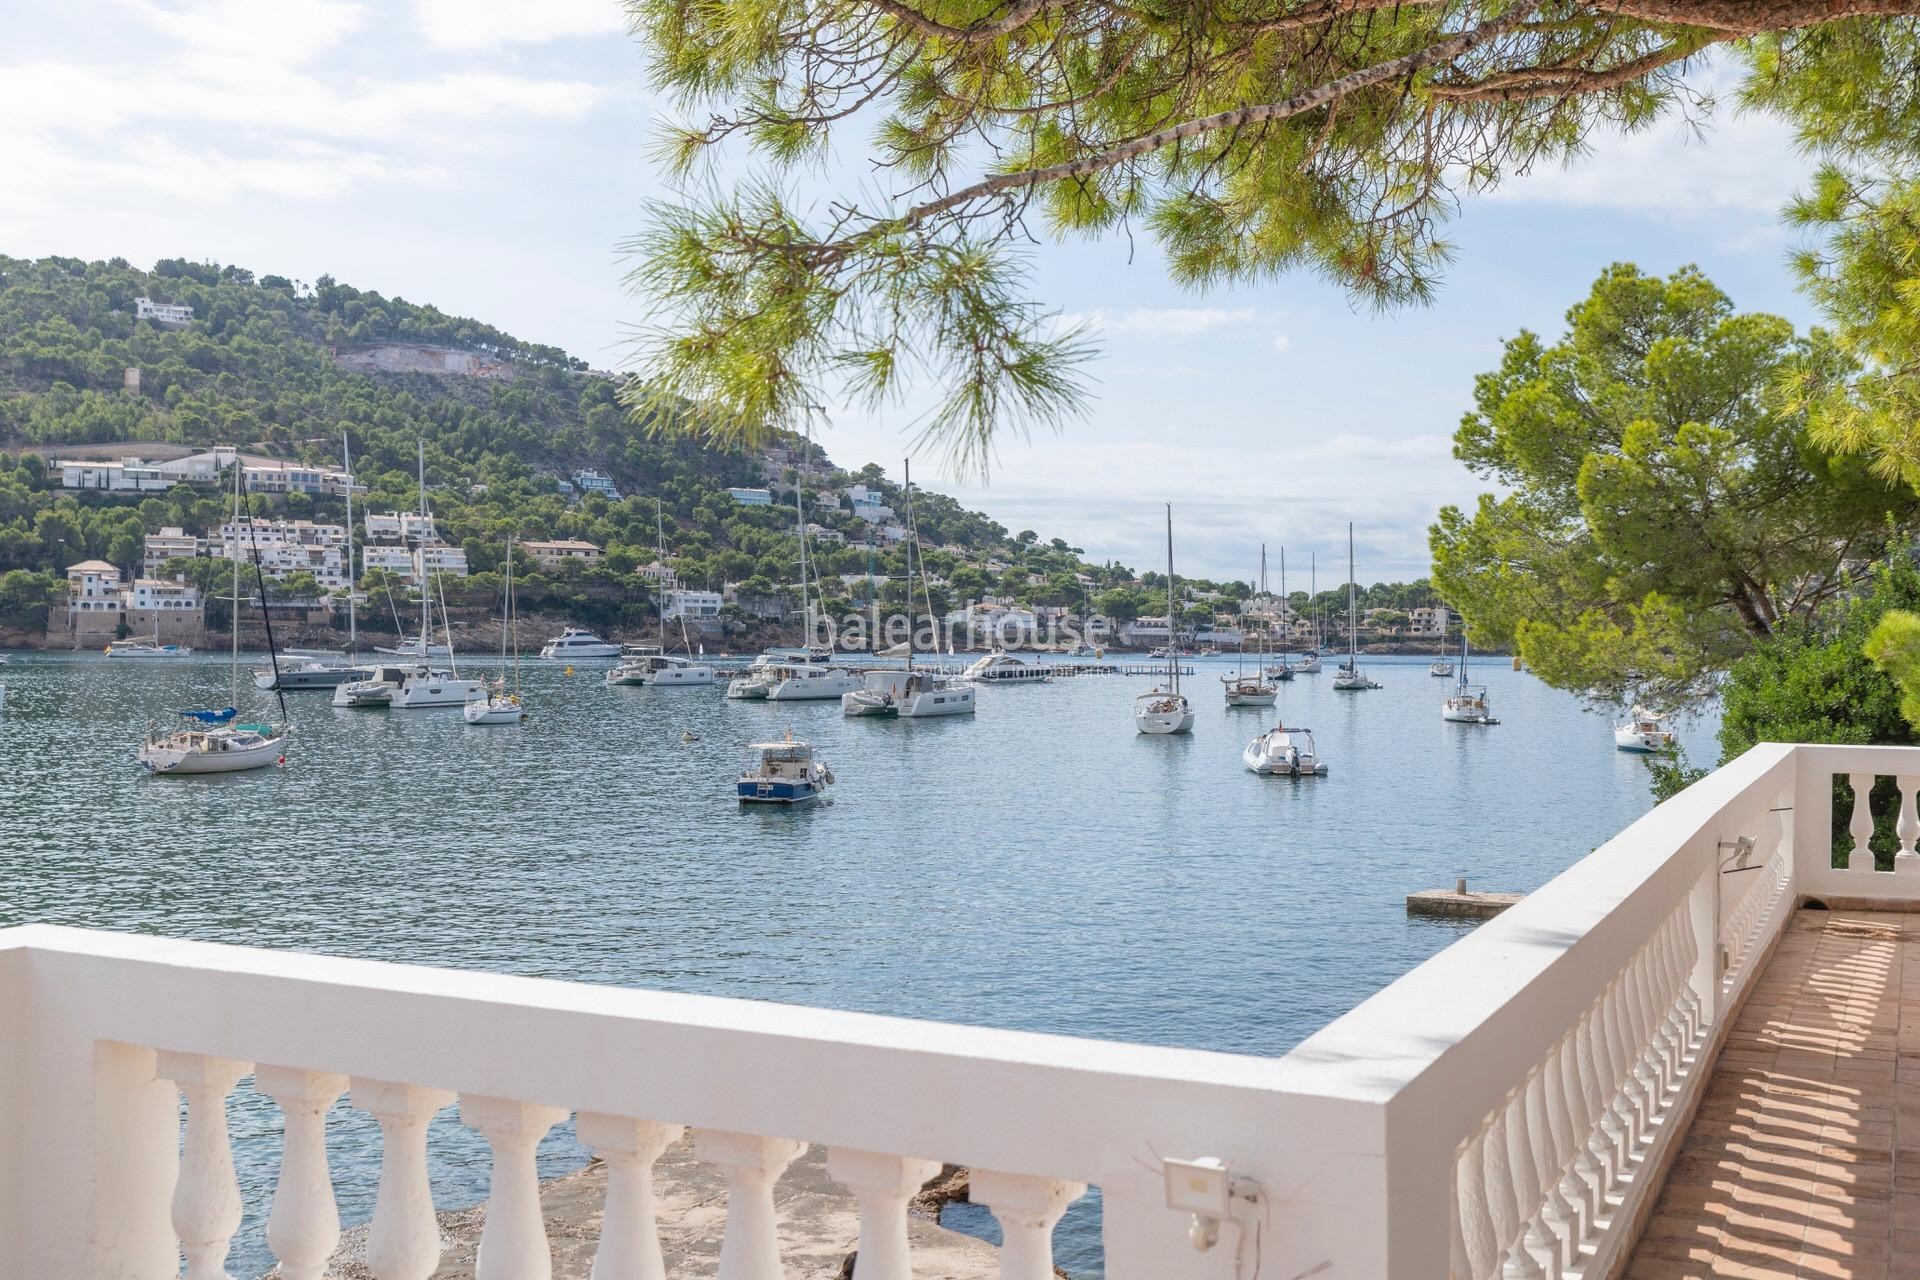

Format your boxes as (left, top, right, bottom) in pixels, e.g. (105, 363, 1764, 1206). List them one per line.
(842, 669, 904, 716)
(765, 662, 860, 700)
(538, 627, 622, 661)
(107, 640, 193, 658)
(1242, 724, 1328, 776)
(963, 651, 1049, 683)
(390, 666, 486, 709)
(1136, 506, 1194, 736)
(737, 733, 833, 804)
(1616, 706, 1675, 753)
(465, 536, 530, 725)
(1441, 636, 1497, 724)
(139, 719, 286, 774)
(1332, 524, 1380, 691)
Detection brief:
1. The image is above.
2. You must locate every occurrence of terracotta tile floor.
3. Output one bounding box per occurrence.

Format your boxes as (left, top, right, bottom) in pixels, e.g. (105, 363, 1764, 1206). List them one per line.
(1623, 910, 1920, 1280)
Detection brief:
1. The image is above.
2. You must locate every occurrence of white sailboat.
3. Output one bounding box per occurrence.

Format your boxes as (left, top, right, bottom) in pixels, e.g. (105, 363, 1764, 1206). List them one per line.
(1290, 551, 1323, 674)
(138, 463, 288, 775)
(258, 430, 371, 690)
(731, 430, 842, 698)
(609, 504, 716, 687)
(1332, 524, 1381, 691)
(466, 536, 529, 724)
(1429, 604, 1455, 677)
(1223, 619, 1277, 707)
(1135, 505, 1195, 735)
(378, 443, 484, 709)
(1441, 633, 1497, 724)
(1616, 706, 1676, 752)
(843, 461, 975, 718)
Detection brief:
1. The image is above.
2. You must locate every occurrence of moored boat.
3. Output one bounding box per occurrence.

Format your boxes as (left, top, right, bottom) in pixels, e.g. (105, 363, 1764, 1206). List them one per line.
(538, 627, 621, 661)
(1242, 725, 1328, 776)
(737, 733, 833, 804)
(1135, 506, 1194, 736)
(1615, 706, 1675, 752)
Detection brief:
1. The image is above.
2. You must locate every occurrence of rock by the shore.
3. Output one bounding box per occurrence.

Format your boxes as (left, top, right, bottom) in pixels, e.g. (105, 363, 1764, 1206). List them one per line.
(322, 1141, 997, 1279)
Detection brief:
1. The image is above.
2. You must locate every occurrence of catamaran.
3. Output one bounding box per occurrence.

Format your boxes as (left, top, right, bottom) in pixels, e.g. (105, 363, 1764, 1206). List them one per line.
(1135, 505, 1195, 735)
(465, 536, 529, 724)
(1441, 634, 1497, 724)
(1332, 524, 1381, 691)
(608, 503, 716, 687)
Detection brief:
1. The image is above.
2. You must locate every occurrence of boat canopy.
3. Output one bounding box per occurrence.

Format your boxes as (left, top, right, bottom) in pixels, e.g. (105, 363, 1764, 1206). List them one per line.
(174, 707, 237, 724)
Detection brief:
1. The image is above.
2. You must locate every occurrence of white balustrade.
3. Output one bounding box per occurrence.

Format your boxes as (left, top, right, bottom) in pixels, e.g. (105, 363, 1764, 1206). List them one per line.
(578, 1112, 681, 1280)
(696, 1129, 806, 1280)
(969, 1170, 1085, 1280)
(354, 1079, 455, 1280)
(826, 1148, 943, 1280)
(256, 1066, 347, 1280)
(462, 1095, 569, 1280)
(14, 741, 1920, 1280)
(156, 1051, 250, 1280)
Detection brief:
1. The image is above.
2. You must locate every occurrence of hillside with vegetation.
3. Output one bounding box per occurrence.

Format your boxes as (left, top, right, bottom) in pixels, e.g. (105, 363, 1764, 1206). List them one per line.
(0, 253, 1439, 640)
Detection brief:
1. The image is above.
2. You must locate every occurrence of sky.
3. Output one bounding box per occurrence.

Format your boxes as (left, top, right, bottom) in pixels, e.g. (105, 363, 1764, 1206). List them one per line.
(1, 0, 1825, 584)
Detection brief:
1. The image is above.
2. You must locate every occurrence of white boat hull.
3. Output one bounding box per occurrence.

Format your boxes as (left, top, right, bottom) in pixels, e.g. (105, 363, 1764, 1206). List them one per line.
(767, 671, 859, 700)
(1291, 655, 1321, 674)
(1242, 742, 1327, 776)
(1443, 704, 1497, 724)
(607, 668, 650, 686)
(139, 733, 285, 775)
(1615, 728, 1673, 753)
(841, 690, 896, 717)
(391, 677, 487, 708)
(332, 682, 395, 707)
(1225, 689, 1277, 707)
(899, 685, 975, 717)
(538, 644, 622, 660)
(1134, 697, 1194, 735)
(464, 697, 527, 724)
(645, 665, 715, 687)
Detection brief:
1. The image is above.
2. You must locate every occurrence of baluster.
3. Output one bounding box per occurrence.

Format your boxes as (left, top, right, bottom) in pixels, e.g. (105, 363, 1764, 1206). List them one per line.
(1514, 1069, 1563, 1278)
(1538, 1038, 1584, 1264)
(1453, 1124, 1499, 1280)
(1575, 1002, 1619, 1196)
(1673, 902, 1704, 1044)
(1499, 1082, 1552, 1279)
(1645, 918, 1684, 1094)
(1899, 777, 1920, 871)
(827, 1149, 943, 1280)
(1620, 951, 1660, 1130)
(1559, 1023, 1604, 1232)
(578, 1113, 682, 1280)
(1848, 772, 1877, 872)
(156, 1051, 251, 1280)
(256, 1066, 348, 1280)
(970, 1170, 1085, 1280)
(1601, 978, 1641, 1156)
(697, 1129, 807, 1280)
(461, 1096, 569, 1280)
(352, 1078, 456, 1280)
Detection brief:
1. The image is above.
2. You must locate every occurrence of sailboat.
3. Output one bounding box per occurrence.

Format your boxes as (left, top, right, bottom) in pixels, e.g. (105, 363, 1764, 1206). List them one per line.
(138, 465, 290, 774)
(1332, 523, 1380, 691)
(729, 429, 845, 698)
(1615, 706, 1676, 752)
(1441, 633, 1497, 724)
(466, 536, 529, 724)
(1428, 604, 1455, 677)
(257, 430, 371, 690)
(609, 504, 716, 687)
(1222, 597, 1277, 707)
(1290, 551, 1322, 674)
(843, 460, 975, 718)
(1135, 505, 1195, 734)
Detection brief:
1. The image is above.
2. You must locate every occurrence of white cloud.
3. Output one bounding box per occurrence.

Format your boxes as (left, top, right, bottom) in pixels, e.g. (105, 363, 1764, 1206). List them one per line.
(1058, 306, 1258, 338)
(415, 0, 627, 49)
(1271, 333, 1291, 354)
(122, 0, 368, 64)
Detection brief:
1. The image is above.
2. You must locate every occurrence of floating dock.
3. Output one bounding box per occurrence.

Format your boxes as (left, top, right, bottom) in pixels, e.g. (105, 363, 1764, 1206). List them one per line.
(1407, 879, 1523, 920)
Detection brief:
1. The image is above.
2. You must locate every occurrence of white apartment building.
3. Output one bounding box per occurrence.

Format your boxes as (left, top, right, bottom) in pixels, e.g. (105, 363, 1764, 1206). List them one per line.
(134, 297, 193, 325)
(522, 539, 602, 569)
(1409, 605, 1451, 637)
(804, 522, 845, 546)
(212, 519, 350, 590)
(663, 588, 723, 620)
(241, 462, 355, 498)
(65, 561, 124, 619)
(572, 470, 621, 500)
(728, 487, 774, 506)
(843, 484, 895, 523)
(142, 527, 202, 575)
(55, 448, 235, 494)
(364, 511, 439, 545)
(360, 544, 468, 584)
(127, 578, 200, 613)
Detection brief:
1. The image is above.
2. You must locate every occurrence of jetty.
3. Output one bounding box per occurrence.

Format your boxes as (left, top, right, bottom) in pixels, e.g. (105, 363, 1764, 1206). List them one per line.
(1406, 878, 1523, 919)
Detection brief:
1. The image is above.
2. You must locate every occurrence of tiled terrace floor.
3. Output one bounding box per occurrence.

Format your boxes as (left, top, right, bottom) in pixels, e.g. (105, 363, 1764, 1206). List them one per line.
(1625, 910, 1920, 1280)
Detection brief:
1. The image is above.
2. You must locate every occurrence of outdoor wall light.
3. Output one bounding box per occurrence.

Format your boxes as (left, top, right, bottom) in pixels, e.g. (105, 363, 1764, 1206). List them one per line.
(1163, 1155, 1262, 1252)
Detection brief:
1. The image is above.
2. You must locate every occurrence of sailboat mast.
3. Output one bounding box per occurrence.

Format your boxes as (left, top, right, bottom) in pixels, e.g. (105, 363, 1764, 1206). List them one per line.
(416, 440, 430, 652)
(1347, 523, 1357, 663)
(902, 459, 915, 673)
(1165, 504, 1178, 696)
(656, 500, 668, 651)
(794, 426, 814, 637)
(229, 457, 241, 707)
(1279, 547, 1289, 659)
(500, 536, 510, 670)
(342, 431, 356, 654)
(506, 535, 518, 694)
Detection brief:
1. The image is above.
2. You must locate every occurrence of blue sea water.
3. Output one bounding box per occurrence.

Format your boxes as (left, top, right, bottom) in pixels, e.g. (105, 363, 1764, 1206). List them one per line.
(0, 649, 1717, 1274)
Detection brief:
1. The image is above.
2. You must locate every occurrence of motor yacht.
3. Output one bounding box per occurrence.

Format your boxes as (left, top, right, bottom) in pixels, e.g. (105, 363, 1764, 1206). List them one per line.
(737, 735, 833, 804)
(538, 627, 622, 661)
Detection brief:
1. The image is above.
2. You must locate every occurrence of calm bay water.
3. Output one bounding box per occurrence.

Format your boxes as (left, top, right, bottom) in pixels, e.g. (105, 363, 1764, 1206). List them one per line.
(0, 648, 1716, 1274)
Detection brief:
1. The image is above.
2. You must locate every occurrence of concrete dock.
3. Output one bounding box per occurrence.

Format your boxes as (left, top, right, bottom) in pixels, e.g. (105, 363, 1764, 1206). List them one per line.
(1407, 878, 1523, 920)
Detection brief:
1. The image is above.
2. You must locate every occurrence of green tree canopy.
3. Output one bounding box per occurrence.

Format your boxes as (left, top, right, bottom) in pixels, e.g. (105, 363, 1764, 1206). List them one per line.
(621, 0, 1920, 468)
(1430, 263, 1914, 706)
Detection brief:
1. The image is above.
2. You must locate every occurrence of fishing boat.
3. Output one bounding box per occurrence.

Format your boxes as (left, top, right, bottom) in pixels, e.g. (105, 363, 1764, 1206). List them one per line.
(138, 464, 289, 775)
(1615, 706, 1676, 753)
(963, 651, 1049, 683)
(538, 627, 621, 661)
(1135, 506, 1195, 735)
(1242, 724, 1328, 776)
(841, 460, 974, 719)
(1441, 635, 1497, 724)
(465, 536, 529, 725)
(737, 732, 833, 804)
(1332, 524, 1381, 691)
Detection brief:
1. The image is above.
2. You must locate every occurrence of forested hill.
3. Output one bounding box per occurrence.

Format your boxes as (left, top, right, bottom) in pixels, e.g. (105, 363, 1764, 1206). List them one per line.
(0, 254, 1123, 631)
